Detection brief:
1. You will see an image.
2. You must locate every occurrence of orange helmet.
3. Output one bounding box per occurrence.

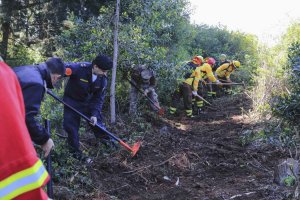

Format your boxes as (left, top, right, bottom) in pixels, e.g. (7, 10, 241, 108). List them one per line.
(192, 56, 204, 65)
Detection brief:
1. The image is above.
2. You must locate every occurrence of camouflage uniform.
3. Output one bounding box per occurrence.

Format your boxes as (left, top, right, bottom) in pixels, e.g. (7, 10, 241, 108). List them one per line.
(129, 65, 159, 114)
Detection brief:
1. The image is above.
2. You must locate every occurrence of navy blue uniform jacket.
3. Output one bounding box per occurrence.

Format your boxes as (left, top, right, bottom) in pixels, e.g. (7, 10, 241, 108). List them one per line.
(13, 64, 52, 145)
(64, 62, 107, 119)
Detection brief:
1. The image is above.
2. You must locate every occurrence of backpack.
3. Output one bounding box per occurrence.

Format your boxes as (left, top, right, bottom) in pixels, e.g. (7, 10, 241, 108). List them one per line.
(214, 60, 230, 71)
(183, 62, 198, 79)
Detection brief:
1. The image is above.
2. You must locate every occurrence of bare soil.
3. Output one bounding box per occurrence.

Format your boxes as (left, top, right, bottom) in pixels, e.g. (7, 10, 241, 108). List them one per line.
(55, 94, 293, 200)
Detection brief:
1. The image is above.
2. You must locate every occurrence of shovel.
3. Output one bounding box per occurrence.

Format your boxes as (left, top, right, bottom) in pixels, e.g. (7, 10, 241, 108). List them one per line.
(126, 77, 165, 116)
(47, 90, 141, 157)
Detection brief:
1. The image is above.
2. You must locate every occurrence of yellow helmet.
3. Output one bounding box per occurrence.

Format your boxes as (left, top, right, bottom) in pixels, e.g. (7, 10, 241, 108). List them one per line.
(232, 60, 241, 68)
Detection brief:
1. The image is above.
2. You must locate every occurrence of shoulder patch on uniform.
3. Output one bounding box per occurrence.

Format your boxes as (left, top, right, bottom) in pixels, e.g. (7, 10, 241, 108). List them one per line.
(80, 78, 89, 83)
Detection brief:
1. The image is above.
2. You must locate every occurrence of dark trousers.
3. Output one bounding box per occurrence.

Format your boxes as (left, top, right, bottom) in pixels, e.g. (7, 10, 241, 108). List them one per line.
(217, 76, 231, 94)
(172, 82, 193, 110)
(63, 96, 107, 153)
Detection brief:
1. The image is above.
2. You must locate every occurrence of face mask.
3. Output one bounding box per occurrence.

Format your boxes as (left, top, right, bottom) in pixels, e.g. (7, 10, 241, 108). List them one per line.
(142, 78, 150, 84)
(92, 74, 97, 82)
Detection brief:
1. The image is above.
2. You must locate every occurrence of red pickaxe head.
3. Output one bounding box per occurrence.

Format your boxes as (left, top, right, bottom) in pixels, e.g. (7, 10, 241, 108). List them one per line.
(158, 108, 165, 116)
(119, 140, 141, 157)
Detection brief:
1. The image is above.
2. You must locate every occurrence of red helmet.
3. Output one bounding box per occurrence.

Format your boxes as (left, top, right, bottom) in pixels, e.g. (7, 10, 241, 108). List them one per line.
(206, 57, 216, 66)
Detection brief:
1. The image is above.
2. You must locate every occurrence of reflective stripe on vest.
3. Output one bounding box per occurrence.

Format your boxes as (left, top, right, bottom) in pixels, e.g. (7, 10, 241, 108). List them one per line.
(0, 159, 48, 200)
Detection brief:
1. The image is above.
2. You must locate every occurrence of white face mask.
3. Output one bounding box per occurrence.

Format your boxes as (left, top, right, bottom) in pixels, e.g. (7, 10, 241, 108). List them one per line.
(92, 74, 97, 82)
(142, 78, 150, 84)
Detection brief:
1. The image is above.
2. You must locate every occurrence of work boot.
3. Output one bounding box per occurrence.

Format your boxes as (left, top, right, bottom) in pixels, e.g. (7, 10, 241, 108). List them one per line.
(185, 114, 196, 119)
(211, 91, 217, 99)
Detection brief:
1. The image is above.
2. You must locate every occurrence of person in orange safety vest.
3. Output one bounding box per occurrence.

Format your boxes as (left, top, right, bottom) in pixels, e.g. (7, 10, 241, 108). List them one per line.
(0, 60, 50, 200)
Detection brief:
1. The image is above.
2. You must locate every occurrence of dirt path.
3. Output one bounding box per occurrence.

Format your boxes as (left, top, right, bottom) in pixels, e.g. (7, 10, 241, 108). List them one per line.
(62, 94, 289, 200)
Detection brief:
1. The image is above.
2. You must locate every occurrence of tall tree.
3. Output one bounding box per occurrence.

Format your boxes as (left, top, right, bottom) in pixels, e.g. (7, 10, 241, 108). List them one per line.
(0, 0, 14, 60)
(110, 0, 120, 123)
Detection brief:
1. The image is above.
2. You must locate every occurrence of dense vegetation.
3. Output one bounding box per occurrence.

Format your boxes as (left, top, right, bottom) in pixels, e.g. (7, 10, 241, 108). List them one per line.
(2, 0, 300, 198)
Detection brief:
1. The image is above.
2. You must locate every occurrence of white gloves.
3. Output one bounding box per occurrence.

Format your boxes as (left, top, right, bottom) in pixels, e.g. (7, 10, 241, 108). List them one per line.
(144, 89, 149, 96)
(90, 116, 97, 126)
(226, 78, 232, 83)
(41, 138, 54, 158)
(144, 87, 154, 96)
(215, 80, 221, 85)
(192, 91, 198, 96)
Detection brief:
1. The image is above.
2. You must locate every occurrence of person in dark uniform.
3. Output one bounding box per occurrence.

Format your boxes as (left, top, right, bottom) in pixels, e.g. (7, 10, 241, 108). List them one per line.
(63, 54, 113, 159)
(13, 57, 65, 158)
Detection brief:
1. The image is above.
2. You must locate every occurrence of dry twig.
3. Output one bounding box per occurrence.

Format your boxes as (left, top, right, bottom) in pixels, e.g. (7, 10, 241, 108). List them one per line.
(123, 155, 178, 174)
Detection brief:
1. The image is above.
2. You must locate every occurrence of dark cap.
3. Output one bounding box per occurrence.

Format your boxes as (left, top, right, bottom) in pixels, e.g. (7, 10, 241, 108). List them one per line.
(46, 57, 65, 76)
(92, 54, 113, 70)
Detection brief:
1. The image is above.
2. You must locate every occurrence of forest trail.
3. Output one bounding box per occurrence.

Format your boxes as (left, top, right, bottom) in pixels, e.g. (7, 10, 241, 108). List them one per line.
(58, 94, 288, 200)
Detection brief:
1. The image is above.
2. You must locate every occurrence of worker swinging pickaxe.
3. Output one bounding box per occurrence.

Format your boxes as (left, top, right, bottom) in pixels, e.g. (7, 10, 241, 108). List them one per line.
(126, 77, 165, 116)
(47, 90, 141, 157)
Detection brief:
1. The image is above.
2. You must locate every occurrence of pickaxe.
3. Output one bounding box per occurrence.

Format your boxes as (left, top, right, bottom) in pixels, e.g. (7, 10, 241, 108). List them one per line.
(193, 93, 212, 106)
(47, 90, 141, 157)
(125, 77, 165, 116)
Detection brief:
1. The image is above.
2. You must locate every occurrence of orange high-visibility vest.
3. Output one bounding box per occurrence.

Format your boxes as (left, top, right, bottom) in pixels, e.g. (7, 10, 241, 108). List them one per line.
(0, 61, 49, 200)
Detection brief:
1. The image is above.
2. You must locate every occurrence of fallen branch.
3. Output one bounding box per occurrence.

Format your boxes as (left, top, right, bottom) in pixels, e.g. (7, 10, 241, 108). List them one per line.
(206, 105, 218, 111)
(229, 191, 256, 199)
(123, 155, 177, 174)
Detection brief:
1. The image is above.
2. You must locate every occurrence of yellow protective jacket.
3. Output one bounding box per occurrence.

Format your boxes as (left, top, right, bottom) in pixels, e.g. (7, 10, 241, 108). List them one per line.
(184, 63, 217, 91)
(216, 63, 235, 79)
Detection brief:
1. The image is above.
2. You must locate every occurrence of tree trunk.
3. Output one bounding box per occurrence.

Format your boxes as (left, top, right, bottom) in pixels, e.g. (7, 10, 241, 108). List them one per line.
(0, 0, 14, 61)
(1, 21, 10, 61)
(110, 0, 120, 123)
(274, 158, 299, 186)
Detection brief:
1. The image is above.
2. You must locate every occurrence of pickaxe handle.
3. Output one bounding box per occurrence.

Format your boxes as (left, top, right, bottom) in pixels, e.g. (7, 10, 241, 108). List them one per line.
(45, 120, 54, 199)
(126, 78, 165, 115)
(207, 82, 244, 86)
(194, 94, 212, 106)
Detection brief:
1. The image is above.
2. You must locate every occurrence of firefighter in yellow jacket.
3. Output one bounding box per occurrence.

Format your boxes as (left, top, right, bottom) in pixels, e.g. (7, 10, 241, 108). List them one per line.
(170, 57, 220, 118)
(216, 60, 241, 94)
